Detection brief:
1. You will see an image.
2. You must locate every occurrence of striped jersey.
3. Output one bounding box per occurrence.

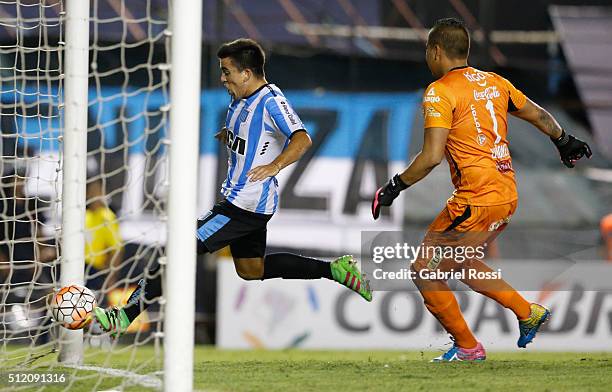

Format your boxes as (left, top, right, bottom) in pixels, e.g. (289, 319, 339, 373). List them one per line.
(221, 84, 305, 214)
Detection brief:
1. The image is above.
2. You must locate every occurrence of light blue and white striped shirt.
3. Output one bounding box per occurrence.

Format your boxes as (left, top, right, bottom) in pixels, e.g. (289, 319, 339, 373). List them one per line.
(221, 84, 305, 215)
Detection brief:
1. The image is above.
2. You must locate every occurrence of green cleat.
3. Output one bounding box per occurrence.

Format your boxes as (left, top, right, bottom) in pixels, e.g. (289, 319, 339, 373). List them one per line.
(330, 255, 372, 302)
(93, 306, 130, 338)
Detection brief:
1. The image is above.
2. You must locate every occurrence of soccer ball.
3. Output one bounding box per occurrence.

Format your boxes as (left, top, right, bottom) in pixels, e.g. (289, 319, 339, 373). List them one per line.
(50, 285, 97, 330)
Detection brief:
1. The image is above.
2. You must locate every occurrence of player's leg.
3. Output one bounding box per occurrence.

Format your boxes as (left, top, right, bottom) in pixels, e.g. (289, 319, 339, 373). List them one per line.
(233, 254, 332, 280)
(264, 253, 372, 301)
(414, 203, 485, 361)
(457, 202, 530, 317)
(232, 257, 264, 279)
(93, 263, 162, 336)
(460, 258, 531, 319)
(411, 262, 485, 361)
(230, 230, 372, 301)
(460, 258, 550, 347)
(230, 231, 331, 280)
(458, 202, 550, 347)
(94, 201, 235, 336)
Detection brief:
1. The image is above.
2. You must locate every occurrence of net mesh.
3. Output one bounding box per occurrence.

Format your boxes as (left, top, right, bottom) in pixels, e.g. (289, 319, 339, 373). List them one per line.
(1, 0, 171, 389)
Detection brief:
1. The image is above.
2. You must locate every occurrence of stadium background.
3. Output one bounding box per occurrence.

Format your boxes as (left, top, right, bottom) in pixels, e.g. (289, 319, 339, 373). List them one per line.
(203, 0, 612, 348)
(1, 0, 611, 351)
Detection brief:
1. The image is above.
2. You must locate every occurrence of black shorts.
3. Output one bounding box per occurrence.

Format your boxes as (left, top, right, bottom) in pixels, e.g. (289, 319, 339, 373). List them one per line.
(196, 200, 272, 258)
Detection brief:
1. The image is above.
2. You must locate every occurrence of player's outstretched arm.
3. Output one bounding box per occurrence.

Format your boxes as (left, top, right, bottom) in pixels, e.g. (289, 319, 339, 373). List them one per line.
(372, 127, 449, 220)
(510, 98, 592, 168)
(247, 131, 312, 182)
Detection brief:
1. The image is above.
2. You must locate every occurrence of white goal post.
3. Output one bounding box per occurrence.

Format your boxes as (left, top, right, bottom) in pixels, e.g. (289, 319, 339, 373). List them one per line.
(164, 0, 202, 390)
(58, 0, 90, 365)
(0, 0, 201, 390)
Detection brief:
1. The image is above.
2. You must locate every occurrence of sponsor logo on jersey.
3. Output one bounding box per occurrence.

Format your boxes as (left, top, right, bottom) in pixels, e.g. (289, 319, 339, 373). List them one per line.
(423, 88, 441, 103)
(470, 104, 482, 134)
(473, 86, 500, 101)
(226, 128, 246, 155)
(425, 107, 441, 118)
(463, 71, 488, 86)
(426, 247, 444, 270)
(488, 215, 511, 231)
(280, 100, 298, 125)
(495, 159, 513, 173)
(490, 143, 510, 160)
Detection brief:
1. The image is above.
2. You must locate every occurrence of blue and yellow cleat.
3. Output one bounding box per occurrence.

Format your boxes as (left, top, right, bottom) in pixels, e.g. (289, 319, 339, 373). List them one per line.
(431, 341, 486, 362)
(517, 303, 551, 348)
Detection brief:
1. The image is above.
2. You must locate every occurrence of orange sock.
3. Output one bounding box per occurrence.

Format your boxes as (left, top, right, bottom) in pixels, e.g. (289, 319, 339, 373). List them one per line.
(461, 260, 531, 319)
(478, 290, 531, 320)
(421, 290, 478, 349)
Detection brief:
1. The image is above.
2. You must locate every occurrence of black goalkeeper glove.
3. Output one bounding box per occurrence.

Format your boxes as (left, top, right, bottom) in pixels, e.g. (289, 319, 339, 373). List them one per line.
(372, 174, 408, 220)
(551, 130, 592, 168)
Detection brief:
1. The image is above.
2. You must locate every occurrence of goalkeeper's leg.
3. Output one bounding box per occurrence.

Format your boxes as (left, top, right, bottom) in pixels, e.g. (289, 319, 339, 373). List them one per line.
(457, 206, 550, 348)
(411, 263, 485, 361)
(460, 259, 550, 348)
(460, 259, 531, 318)
(458, 220, 532, 321)
(412, 266, 478, 349)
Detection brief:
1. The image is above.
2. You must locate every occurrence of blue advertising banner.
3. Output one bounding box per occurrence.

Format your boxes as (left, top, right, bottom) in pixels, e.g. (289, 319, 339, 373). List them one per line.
(3, 87, 421, 251)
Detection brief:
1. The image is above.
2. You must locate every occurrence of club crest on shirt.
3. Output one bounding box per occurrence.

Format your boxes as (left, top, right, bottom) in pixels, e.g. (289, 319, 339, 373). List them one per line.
(239, 108, 250, 123)
(477, 134, 486, 145)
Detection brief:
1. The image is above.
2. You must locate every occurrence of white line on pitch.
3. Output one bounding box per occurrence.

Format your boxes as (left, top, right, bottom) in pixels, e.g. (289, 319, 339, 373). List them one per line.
(65, 364, 162, 389)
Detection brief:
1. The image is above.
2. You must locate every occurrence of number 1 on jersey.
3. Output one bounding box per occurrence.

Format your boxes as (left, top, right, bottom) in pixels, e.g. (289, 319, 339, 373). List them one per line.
(485, 99, 501, 144)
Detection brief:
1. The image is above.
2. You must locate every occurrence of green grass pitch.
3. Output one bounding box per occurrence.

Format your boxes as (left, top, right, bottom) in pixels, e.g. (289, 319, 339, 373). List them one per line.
(3, 347, 612, 391)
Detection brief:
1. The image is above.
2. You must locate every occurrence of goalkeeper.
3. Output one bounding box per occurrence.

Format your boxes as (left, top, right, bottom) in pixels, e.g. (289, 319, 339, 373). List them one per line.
(371, 18, 591, 361)
(94, 38, 372, 336)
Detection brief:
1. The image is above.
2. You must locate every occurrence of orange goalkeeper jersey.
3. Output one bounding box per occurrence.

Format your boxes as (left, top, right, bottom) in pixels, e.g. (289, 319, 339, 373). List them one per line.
(422, 66, 527, 206)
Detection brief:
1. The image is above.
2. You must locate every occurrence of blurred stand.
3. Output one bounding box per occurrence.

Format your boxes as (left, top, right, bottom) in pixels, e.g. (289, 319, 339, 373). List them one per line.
(1, 0, 611, 346)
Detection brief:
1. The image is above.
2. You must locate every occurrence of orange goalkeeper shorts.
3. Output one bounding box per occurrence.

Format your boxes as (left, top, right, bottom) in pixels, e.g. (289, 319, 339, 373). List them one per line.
(413, 200, 517, 272)
(428, 200, 517, 234)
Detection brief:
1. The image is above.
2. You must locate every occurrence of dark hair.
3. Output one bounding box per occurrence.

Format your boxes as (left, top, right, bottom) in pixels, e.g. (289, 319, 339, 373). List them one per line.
(2, 166, 27, 184)
(217, 38, 266, 78)
(427, 18, 470, 59)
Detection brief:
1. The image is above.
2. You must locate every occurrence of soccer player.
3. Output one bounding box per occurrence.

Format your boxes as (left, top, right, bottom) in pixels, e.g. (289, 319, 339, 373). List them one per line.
(84, 177, 123, 292)
(371, 18, 591, 361)
(94, 38, 372, 335)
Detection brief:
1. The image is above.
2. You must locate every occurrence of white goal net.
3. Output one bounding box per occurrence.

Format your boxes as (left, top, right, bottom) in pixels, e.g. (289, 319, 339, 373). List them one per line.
(1, 0, 175, 390)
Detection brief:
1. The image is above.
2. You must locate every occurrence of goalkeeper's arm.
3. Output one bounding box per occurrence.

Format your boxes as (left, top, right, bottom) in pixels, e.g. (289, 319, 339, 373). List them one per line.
(371, 127, 449, 220)
(510, 98, 592, 168)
